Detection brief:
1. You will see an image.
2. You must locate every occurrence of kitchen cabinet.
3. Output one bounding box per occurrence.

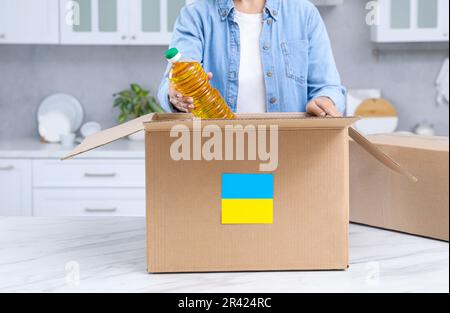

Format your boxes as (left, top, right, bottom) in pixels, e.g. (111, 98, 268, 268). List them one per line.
(0, 0, 59, 44)
(0, 139, 146, 217)
(60, 0, 128, 44)
(60, 0, 193, 45)
(372, 0, 449, 42)
(32, 158, 146, 216)
(0, 160, 32, 216)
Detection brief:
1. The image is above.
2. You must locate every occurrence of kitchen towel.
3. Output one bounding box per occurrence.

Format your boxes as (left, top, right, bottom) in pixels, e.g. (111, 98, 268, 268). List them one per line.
(436, 58, 449, 106)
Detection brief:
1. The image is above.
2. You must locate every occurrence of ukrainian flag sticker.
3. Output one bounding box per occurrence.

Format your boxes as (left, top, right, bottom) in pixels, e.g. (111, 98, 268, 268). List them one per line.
(221, 173, 274, 224)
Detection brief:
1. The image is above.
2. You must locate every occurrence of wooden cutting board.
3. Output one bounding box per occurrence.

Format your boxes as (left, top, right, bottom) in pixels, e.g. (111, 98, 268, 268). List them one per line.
(355, 98, 397, 117)
(354, 98, 399, 135)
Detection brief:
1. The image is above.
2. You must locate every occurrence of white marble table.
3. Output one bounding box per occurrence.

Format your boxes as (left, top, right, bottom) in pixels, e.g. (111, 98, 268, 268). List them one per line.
(0, 217, 448, 293)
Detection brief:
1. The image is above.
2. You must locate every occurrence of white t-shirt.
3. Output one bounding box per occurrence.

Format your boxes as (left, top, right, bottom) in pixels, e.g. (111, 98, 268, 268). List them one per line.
(235, 10, 267, 113)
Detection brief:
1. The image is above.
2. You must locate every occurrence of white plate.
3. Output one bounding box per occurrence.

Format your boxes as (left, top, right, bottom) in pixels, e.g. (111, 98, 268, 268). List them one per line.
(354, 117, 399, 135)
(38, 94, 84, 132)
(38, 112, 72, 143)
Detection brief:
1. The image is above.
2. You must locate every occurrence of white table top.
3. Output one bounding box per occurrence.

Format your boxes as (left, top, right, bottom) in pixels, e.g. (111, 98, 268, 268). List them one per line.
(0, 217, 448, 293)
(0, 138, 145, 159)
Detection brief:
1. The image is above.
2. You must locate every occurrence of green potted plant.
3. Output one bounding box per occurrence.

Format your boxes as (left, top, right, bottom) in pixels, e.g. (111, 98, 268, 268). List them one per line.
(113, 83, 165, 141)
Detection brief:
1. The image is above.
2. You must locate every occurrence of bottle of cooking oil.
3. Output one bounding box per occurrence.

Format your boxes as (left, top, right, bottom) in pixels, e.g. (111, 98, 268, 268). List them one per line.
(165, 48, 236, 119)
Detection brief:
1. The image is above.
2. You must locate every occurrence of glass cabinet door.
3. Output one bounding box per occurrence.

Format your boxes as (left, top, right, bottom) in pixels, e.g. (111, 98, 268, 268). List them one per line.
(71, 0, 119, 32)
(417, 0, 438, 29)
(390, 0, 411, 29)
(141, 0, 161, 33)
(98, 0, 118, 32)
(60, 0, 127, 44)
(130, 0, 190, 45)
(167, 0, 186, 32)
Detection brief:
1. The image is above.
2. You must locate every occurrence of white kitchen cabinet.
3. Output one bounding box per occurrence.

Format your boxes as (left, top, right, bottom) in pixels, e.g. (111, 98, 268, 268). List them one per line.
(60, 0, 129, 44)
(0, 140, 146, 217)
(372, 0, 449, 42)
(32, 158, 145, 216)
(60, 0, 192, 45)
(0, 0, 59, 44)
(33, 188, 145, 216)
(0, 160, 32, 216)
(129, 0, 191, 45)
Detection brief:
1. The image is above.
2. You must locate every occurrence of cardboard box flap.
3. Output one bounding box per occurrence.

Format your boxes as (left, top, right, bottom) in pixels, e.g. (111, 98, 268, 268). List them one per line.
(62, 113, 155, 160)
(349, 128, 418, 182)
(364, 134, 449, 151)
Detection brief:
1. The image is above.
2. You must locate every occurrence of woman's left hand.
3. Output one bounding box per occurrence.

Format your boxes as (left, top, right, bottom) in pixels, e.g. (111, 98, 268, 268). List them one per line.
(306, 97, 343, 117)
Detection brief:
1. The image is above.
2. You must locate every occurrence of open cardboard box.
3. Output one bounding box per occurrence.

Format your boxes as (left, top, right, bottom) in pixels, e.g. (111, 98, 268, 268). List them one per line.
(351, 134, 448, 241)
(64, 113, 416, 273)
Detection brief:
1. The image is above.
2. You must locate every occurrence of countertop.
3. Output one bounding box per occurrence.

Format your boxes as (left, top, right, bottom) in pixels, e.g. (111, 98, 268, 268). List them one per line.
(0, 138, 145, 159)
(0, 217, 448, 293)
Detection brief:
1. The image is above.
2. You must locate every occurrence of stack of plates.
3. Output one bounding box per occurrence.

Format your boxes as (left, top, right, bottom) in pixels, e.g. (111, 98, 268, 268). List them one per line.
(38, 94, 84, 143)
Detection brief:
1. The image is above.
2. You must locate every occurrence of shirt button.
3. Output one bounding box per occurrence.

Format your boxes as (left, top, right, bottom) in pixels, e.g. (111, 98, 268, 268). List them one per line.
(267, 19, 273, 26)
(263, 43, 270, 50)
(273, 10, 278, 16)
(267, 71, 273, 77)
(270, 97, 278, 104)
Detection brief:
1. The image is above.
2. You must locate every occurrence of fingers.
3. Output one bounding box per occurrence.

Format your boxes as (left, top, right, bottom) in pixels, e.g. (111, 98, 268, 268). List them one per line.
(316, 100, 342, 117)
(169, 74, 212, 112)
(169, 86, 194, 112)
(171, 96, 194, 112)
(308, 97, 343, 117)
(307, 101, 326, 117)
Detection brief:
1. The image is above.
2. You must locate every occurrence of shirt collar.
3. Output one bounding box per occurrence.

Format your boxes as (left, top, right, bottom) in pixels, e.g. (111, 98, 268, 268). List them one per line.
(217, 0, 280, 21)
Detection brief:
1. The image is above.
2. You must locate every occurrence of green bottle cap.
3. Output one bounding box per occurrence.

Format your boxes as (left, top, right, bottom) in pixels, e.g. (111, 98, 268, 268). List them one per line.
(165, 48, 179, 60)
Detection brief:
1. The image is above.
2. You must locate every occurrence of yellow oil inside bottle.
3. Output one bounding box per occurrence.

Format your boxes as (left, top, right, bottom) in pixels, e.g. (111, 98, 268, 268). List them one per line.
(166, 49, 235, 119)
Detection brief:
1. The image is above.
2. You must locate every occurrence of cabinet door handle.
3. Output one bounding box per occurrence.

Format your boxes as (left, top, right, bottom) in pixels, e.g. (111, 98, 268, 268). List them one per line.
(84, 173, 117, 178)
(0, 34, 5, 39)
(121, 35, 127, 40)
(0, 165, 14, 171)
(85, 207, 118, 213)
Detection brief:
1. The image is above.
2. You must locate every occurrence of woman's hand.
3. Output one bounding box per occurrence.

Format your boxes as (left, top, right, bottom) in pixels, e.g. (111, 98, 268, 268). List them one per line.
(306, 97, 343, 117)
(169, 72, 213, 112)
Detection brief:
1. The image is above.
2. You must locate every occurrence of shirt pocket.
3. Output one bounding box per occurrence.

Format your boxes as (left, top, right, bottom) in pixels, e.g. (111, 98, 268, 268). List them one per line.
(280, 40, 309, 86)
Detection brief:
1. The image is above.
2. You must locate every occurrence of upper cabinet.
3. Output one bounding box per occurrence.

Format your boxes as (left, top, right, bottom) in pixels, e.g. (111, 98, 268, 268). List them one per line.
(0, 0, 59, 44)
(129, 0, 189, 45)
(60, 0, 128, 44)
(372, 0, 449, 42)
(60, 0, 192, 45)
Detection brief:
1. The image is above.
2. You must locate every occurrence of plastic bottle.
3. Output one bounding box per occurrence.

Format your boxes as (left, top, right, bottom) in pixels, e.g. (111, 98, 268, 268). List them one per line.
(165, 48, 236, 119)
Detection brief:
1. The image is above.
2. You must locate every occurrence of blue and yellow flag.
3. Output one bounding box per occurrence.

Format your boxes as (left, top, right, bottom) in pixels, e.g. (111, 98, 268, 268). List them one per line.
(221, 174, 274, 224)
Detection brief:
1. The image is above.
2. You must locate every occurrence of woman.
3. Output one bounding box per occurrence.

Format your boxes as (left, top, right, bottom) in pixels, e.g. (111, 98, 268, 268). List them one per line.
(158, 0, 345, 117)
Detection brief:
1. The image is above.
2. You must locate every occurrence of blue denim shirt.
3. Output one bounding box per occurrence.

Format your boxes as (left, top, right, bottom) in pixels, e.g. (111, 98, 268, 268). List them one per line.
(158, 0, 346, 113)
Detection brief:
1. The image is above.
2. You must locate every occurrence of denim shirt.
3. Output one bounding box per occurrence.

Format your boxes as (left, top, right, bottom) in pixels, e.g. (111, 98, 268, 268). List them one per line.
(157, 0, 346, 113)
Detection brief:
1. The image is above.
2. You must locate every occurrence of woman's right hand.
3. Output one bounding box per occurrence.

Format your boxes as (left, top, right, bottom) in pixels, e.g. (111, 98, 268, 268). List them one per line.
(169, 72, 213, 112)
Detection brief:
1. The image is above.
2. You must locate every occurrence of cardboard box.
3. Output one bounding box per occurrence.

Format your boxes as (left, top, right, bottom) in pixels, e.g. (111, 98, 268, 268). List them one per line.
(350, 134, 449, 241)
(64, 113, 414, 273)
